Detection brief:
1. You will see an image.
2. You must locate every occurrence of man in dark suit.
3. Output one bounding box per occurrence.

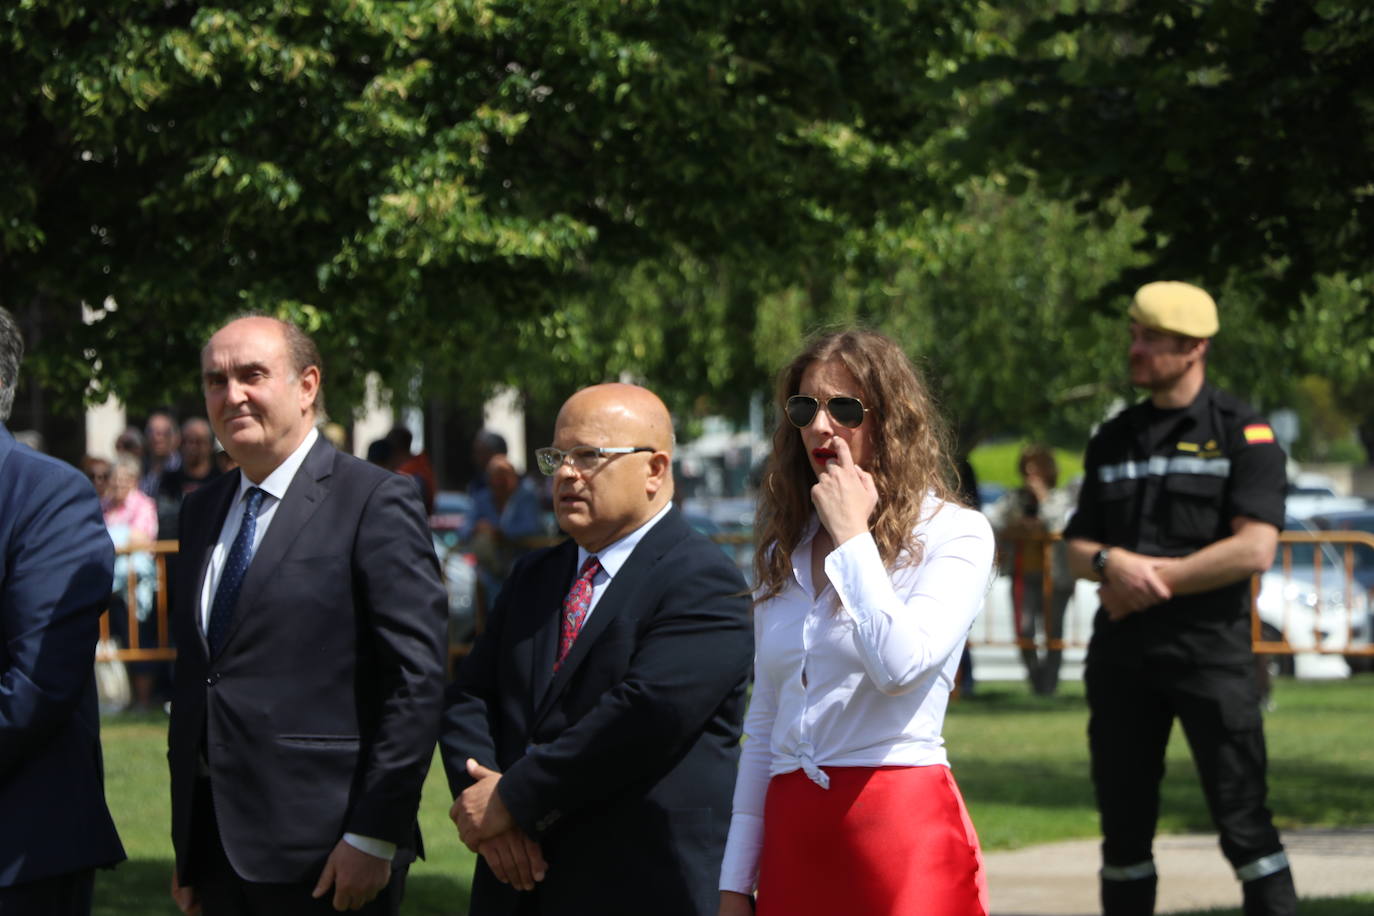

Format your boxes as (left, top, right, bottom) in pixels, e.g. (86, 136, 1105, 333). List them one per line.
(167, 315, 448, 915)
(442, 383, 753, 916)
(1, 307, 125, 914)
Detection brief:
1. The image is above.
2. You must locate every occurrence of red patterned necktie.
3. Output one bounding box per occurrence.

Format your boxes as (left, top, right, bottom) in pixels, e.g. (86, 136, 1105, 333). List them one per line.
(555, 556, 601, 671)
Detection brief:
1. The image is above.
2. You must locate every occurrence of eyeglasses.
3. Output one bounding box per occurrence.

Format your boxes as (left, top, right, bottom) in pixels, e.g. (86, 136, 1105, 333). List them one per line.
(535, 445, 656, 476)
(785, 395, 870, 430)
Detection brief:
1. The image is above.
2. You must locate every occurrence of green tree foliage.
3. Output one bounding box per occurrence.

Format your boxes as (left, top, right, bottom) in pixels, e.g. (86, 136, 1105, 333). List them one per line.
(950, 0, 1374, 460)
(8, 1, 1366, 463)
(958, 1, 1374, 316)
(1, 0, 978, 416)
(737, 181, 1150, 450)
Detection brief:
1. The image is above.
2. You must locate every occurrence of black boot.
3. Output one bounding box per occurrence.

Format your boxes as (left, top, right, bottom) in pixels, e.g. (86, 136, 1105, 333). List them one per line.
(1020, 649, 1042, 694)
(1242, 867, 1297, 916)
(1101, 874, 1157, 916)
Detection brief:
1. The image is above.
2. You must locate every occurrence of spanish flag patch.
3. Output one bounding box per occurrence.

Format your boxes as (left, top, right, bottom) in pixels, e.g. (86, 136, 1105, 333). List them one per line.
(1244, 424, 1276, 444)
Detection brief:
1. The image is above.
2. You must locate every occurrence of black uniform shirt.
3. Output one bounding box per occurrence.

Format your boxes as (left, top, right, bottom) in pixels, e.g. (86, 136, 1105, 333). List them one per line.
(1065, 384, 1287, 666)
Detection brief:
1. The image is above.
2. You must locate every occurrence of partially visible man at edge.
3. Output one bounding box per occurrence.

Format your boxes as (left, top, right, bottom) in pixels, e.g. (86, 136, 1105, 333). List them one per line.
(166, 315, 447, 915)
(0, 305, 125, 914)
(1064, 282, 1297, 916)
(442, 383, 753, 915)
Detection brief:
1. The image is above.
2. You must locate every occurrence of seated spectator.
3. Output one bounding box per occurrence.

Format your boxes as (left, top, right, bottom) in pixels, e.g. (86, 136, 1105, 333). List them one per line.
(140, 409, 182, 497)
(466, 454, 545, 602)
(156, 417, 221, 539)
(103, 456, 157, 547)
(82, 454, 113, 501)
(467, 428, 507, 497)
(365, 437, 394, 467)
(114, 426, 145, 466)
(102, 456, 160, 711)
(470, 454, 544, 540)
(388, 424, 436, 513)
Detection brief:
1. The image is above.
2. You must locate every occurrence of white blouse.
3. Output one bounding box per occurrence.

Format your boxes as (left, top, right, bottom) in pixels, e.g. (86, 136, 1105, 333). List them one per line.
(718, 497, 995, 895)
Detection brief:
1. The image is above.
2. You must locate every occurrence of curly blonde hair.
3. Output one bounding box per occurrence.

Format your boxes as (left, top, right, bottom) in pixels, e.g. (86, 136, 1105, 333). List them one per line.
(753, 328, 959, 603)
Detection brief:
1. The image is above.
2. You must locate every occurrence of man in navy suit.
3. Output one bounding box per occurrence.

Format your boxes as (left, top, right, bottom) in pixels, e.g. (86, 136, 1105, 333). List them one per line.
(443, 383, 753, 915)
(166, 315, 447, 915)
(0, 306, 125, 914)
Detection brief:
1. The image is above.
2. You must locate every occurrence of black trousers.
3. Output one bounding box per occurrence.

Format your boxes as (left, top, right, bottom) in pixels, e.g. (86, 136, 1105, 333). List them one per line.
(0, 870, 94, 915)
(1086, 657, 1296, 914)
(189, 777, 407, 916)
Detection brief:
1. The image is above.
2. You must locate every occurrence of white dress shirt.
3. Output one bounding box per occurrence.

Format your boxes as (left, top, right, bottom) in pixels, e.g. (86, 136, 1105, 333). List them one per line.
(718, 496, 995, 895)
(198, 427, 394, 861)
(573, 501, 672, 619)
(198, 427, 318, 633)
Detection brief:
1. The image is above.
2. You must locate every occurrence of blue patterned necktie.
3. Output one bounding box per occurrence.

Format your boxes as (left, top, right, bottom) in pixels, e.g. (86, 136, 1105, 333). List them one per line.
(207, 487, 266, 656)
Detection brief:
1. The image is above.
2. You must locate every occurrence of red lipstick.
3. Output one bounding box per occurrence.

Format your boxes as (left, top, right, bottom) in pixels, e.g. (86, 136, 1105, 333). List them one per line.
(812, 447, 836, 462)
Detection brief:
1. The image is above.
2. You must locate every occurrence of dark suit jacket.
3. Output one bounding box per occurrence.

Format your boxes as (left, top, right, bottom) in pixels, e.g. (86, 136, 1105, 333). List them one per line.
(442, 505, 753, 916)
(168, 435, 448, 885)
(0, 425, 125, 886)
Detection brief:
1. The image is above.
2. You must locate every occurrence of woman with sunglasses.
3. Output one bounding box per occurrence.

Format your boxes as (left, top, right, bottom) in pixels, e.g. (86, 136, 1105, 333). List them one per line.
(718, 329, 994, 916)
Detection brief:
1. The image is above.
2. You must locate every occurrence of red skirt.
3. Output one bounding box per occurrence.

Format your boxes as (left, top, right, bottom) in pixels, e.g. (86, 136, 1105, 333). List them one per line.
(756, 765, 988, 916)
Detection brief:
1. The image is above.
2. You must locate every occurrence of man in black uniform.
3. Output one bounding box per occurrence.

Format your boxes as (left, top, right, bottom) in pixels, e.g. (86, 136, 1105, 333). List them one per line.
(1064, 281, 1297, 916)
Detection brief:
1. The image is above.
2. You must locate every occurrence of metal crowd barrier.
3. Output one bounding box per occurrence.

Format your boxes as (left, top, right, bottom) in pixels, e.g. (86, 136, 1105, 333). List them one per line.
(978, 530, 1374, 665)
(102, 530, 1374, 668)
(98, 540, 179, 663)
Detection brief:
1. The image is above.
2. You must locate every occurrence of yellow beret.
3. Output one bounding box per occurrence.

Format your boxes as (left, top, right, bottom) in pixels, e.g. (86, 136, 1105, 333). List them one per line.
(1129, 281, 1218, 338)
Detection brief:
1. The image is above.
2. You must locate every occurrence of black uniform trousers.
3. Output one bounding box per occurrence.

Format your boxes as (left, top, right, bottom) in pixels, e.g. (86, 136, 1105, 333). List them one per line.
(1086, 657, 1296, 915)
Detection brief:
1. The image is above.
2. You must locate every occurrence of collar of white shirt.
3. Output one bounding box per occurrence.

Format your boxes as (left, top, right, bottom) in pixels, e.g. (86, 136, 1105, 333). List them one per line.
(234, 426, 319, 504)
(576, 500, 673, 583)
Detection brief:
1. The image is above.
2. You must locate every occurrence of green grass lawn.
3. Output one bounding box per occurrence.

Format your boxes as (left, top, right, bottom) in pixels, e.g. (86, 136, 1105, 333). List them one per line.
(947, 677, 1374, 852)
(95, 722, 474, 916)
(94, 677, 1373, 914)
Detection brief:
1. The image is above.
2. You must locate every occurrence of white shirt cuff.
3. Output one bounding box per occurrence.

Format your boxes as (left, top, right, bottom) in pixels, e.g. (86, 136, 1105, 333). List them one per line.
(719, 812, 764, 895)
(343, 832, 397, 861)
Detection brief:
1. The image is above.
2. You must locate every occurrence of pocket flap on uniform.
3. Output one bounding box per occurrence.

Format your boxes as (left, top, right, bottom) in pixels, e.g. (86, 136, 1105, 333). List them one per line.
(1164, 473, 1226, 498)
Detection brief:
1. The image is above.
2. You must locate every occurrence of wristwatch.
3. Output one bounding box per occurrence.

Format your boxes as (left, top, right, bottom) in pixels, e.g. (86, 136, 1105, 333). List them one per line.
(1092, 547, 1111, 578)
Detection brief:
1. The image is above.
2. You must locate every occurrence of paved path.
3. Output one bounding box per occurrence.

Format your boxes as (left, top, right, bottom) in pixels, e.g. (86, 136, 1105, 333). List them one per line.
(984, 827, 1374, 915)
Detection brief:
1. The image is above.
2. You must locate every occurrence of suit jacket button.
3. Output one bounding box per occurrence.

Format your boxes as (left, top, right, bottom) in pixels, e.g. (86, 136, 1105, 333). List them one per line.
(205, 674, 216, 686)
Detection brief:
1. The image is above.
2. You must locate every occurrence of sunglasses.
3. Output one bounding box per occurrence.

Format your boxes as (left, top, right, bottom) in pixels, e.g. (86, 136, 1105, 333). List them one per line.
(785, 395, 870, 430)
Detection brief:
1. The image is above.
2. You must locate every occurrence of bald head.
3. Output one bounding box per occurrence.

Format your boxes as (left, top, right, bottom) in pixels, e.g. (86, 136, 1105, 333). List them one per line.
(550, 383, 675, 552)
(556, 383, 674, 455)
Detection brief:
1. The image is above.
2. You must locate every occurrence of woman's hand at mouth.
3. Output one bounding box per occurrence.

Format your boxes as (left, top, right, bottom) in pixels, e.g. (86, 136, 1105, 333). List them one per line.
(810, 437, 877, 546)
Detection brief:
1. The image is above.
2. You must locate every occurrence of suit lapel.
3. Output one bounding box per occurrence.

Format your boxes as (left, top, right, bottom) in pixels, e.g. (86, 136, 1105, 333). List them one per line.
(187, 474, 241, 657)
(532, 507, 688, 723)
(220, 437, 334, 652)
(530, 542, 578, 711)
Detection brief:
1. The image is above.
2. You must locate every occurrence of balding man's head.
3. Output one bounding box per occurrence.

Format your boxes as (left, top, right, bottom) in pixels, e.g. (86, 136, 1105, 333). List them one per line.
(549, 383, 675, 552)
(201, 316, 321, 483)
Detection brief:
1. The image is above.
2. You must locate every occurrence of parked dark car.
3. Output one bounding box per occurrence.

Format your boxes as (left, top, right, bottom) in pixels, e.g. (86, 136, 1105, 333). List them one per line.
(429, 490, 481, 644)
